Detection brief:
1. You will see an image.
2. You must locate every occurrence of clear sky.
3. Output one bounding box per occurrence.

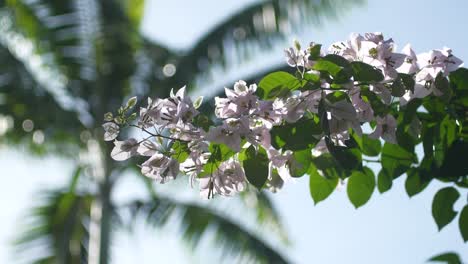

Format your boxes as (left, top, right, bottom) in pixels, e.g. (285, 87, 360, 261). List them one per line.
(1, 0, 468, 263)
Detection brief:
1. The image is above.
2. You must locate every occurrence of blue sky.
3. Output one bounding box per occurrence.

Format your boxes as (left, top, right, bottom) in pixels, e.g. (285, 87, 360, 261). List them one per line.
(1, 0, 468, 263)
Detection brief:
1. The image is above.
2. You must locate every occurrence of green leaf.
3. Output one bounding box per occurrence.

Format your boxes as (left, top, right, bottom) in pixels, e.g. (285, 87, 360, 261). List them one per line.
(390, 77, 406, 97)
(399, 73, 415, 93)
(361, 134, 381, 156)
(308, 43, 322, 60)
(193, 114, 214, 132)
(360, 87, 388, 117)
(350, 61, 384, 82)
(171, 141, 190, 163)
(438, 140, 468, 180)
(321, 54, 351, 68)
(377, 169, 392, 193)
(309, 164, 338, 205)
(290, 149, 312, 177)
(449, 67, 468, 90)
(404, 168, 430, 197)
(304, 72, 320, 83)
(381, 143, 416, 178)
(347, 167, 375, 208)
(326, 137, 362, 171)
(258, 71, 305, 99)
(432, 187, 460, 231)
(243, 146, 269, 189)
(313, 153, 345, 179)
(429, 252, 462, 264)
(313, 56, 351, 84)
(313, 60, 342, 76)
(459, 205, 468, 242)
(199, 143, 235, 177)
(435, 72, 452, 101)
(270, 117, 321, 151)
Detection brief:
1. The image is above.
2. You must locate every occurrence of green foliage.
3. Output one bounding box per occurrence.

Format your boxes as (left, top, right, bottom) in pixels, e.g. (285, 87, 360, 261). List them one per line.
(313, 57, 351, 84)
(171, 141, 190, 163)
(391, 74, 415, 96)
(404, 168, 430, 197)
(377, 169, 392, 193)
(243, 146, 269, 189)
(270, 117, 321, 150)
(347, 167, 375, 208)
(459, 205, 468, 242)
(291, 149, 313, 177)
(360, 134, 382, 157)
(429, 252, 463, 264)
(350, 61, 384, 82)
(199, 143, 234, 177)
(326, 136, 362, 171)
(381, 143, 416, 179)
(432, 187, 460, 231)
(309, 164, 338, 205)
(258, 71, 305, 99)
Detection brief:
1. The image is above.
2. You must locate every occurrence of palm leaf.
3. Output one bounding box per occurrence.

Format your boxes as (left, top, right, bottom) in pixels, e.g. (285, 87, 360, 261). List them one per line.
(124, 196, 290, 264)
(132, 165, 289, 244)
(0, 44, 86, 155)
(14, 189, 93, 264)
(171, 0, 364, 91)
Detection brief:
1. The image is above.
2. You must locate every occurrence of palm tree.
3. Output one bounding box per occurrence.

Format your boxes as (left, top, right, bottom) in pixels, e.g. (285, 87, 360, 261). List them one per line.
(0, 0, 363, 263)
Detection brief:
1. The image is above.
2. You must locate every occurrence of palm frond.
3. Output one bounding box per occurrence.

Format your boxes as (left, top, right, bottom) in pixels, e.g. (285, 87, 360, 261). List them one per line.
(124, 196, 290, 264)
(14, 189, 93, 264)
(239, 190, 289, 244)
(170, 0, 364, 91)
(3, 0, 156, 125)
(0, 6, 93, 126)
(0, 44, 86, 155)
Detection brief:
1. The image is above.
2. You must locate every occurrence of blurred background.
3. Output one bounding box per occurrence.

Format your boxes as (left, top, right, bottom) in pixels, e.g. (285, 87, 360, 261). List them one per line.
(1, 0, 467, 263)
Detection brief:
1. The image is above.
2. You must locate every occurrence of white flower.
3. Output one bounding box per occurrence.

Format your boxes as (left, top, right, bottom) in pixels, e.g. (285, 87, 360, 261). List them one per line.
(265, 168, 284, 193)
(141, 86, 198, 128)
(181, 152, 210, 186)
(111, 138, 139, 161)
(397, 44, 419, 74)
(350, 88, 374, 122)
(215, 81, 258, 118)
(141, 153, 179, 183)
(273, 92, 306, 123)
(400, 81, 432, 105)
(312, 138, 328, 157)
(245, 126, 271, 149)
(369, 114, 397, 144)
(250, 100, 282, 129)
(136, 140, 160, 156)
(284, 46, 307, 67)
(198, 159, 247, 199)
(206, 117, 250, 152)
(267, 148, 294, 184)
(103, 122, 119, 141)
(327, 33, 363, 61)
(417, 48, 463, 78)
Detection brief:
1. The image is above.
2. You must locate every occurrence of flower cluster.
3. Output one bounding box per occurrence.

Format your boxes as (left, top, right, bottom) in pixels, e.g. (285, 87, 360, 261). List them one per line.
(104, 32, 463, 199)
